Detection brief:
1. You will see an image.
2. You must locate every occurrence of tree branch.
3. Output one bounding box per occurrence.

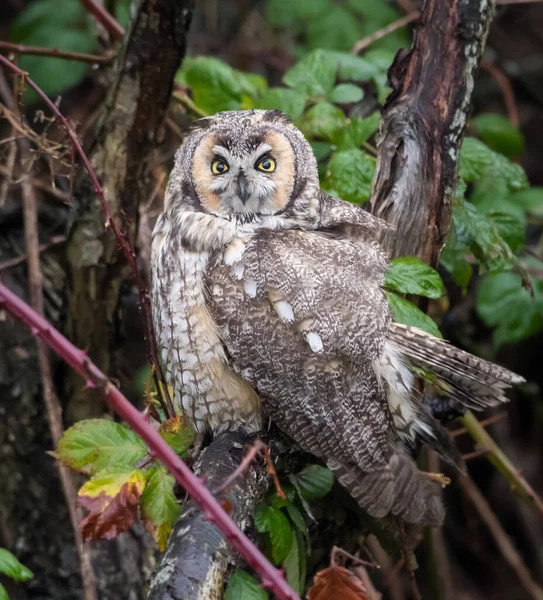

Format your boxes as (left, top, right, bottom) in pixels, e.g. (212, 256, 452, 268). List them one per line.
(369, 0, 495, 263)
(78, 0, 125, 41)
(0, 41, 113, 65)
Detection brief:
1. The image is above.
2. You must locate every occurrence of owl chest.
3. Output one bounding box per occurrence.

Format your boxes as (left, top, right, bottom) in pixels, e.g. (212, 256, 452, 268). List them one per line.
(153, 238, 261, 434)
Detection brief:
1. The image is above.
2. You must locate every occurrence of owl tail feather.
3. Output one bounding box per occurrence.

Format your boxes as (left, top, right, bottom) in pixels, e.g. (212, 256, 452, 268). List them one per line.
(388, 323, 525, 411)
(327, 453, 445, 526)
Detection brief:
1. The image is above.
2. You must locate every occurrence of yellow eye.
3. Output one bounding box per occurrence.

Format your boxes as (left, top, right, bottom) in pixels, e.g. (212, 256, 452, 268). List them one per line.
(211, 159, 229, 175)
(256, 157, 276, 172)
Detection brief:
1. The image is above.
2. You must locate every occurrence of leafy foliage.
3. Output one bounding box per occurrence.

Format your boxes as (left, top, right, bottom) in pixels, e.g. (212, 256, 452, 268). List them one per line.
(10, 0, 97, 102)
(225, 569, 268, 600)
(385, 257, 444, 299)
(0, 549, 33, 600)
(56, 417, 193, 549)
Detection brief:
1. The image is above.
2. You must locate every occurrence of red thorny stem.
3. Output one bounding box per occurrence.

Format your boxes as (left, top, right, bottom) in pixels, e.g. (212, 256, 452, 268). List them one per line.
(0, 54, 175, 420)
(0, 282, 300, 600)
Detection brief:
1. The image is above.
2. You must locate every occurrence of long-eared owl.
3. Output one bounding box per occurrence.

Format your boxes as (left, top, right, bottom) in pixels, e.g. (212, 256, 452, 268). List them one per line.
(151, 109, 523, 525)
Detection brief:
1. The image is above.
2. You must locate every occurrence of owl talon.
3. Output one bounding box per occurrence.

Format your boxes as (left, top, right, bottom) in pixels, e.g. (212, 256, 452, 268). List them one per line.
(424, 472, 451, 488)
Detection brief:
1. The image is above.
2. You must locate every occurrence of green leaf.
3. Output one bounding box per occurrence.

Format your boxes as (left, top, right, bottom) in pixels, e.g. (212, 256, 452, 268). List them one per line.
(180, 57, 263, 114)
(255, 88, 307, 120)
(159, 416, 195, 457)
(254, 505, 294, 564)
(459, 138, 528, 192)
(324, 149, 374, 203)
(283, 49, 339, 97)
(474, 113, 525, 157)
(333, 53, 379, 82)
(310, 141, 333, 162)
(0, 549, 33, 582)
(11, 0, 97, 102)
(440, 245, 473, 294)
(511, 187, 543, 217)
(285, 503, 310, 549)
(477, 272, 543, 347)
(385, 257, 444, 299)
(141, 467, 180, 551)
(283, 526, 302, 594)
(0, 582, 7, 600)
(490, 212, 525, 253)
(329, 83, 364, 104)
(307, 5, 363, 52)
(57, 419, 147, 475)
(290, 465, 334, 500)
(114, 0, 132, 28)
(225, 569, 268, 600)
(330, 113, 380, 150)
(299, 102, 345, 140)
(386, 292, 442, 338)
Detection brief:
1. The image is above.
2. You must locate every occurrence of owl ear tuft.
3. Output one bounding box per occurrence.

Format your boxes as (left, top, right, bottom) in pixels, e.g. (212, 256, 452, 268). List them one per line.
(182, 117, 215, 136)
(261, 109, 291, 125)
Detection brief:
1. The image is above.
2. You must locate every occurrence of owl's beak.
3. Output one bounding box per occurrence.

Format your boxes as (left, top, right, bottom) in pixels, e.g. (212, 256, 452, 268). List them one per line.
(236, 173, 249, 205)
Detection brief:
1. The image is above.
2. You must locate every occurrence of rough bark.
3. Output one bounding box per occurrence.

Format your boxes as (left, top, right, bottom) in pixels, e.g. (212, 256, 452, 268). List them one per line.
(147, 431, 268, 600)
(369, 0, 496, 263)
(64, 0, 194, 422)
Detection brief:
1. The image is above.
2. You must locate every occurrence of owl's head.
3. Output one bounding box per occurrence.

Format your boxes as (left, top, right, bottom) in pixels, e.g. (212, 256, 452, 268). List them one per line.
(168, 110, 319, 219)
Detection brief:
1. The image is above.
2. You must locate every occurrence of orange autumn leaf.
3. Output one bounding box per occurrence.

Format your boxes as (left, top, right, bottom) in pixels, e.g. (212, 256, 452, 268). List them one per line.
(307, 566, 369, 600)
(77, 471, 146, 542)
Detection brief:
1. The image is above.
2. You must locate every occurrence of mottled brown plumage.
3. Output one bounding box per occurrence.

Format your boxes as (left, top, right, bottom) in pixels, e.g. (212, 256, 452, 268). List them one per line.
(151, 110, 524, 526)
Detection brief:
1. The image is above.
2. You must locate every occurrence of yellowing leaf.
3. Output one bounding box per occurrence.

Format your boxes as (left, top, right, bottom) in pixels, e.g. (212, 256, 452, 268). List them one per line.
(57, 419, 147, 475)
(307, 566, 369, 600)
(141, 467, 180, 551)
(77, 470, 146, 542)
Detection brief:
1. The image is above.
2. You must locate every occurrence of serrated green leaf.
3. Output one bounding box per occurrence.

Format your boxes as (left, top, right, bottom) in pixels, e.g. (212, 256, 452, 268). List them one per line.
(180, 57, 262, 114)
(291, 465, 334, 500)
(459, 138, 528, 192)
(0, 549, 33, 582)
(386, 292, 442, 338)
(225, 569, 268, 600)
(159, 416, 195, 457)
(311, 141, 333, 162)
(334, 53, 379, 82)
(141, 466, 180, 551)
(283, 49, 339, 97)
(254, 505, 294, 564)
(511, 187, 543, 217)
(307, 5, 363, 52)
(283, 526, 302, 594)
(255, 88, 307, 120)
(330, 113, 380, 150)
(285, 503, 310, 550)
(299, 102, 345, 140)
(440, 245, 473, 294)
(477, 272, 543, 347)
(385, 257, 444, 299)
(11, 0, 97, 102)
(57, 419, 147, 475)
(474, 113, 525, 157)
(324, 149, 374, 203)
(490, 212, 525, 253)
(329, 83, 364, 104)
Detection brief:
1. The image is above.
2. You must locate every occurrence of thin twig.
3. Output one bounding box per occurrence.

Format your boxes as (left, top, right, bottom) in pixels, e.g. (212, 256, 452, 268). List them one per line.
(461, 412, 543, 516)
(78, 0, 125, 41)
(0, 164, 72, 202)
(0, 54, 175, 420)
(331, 546, 380, 570)
(0, 41, 113, 65)
(366, 535, 405, 600)
(462, 447, 490, 462)
(451, 412, 506, 437)
(458, 475, 543, 600)
(0, 282, 300, 600)
(351, 11, 420, 55)
(0, 235, 66, 272)
(496, 0, 543, 4)
(396, 520, 422, 600)
(172, 89, 209, 118)
(481, 60, 520, 128)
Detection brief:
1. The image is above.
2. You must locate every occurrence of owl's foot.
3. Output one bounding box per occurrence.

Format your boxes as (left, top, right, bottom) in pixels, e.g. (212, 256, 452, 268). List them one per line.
(424, 472, 451, 488)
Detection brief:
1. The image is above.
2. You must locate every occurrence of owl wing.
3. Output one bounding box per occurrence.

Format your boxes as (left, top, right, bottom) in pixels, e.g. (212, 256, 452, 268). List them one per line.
(207, 227, 444, 525)
(208, 228, 392, 465)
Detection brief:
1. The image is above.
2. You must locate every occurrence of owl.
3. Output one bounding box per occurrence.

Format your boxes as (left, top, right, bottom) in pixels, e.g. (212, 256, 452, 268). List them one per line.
(151, 110, 524, 526)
